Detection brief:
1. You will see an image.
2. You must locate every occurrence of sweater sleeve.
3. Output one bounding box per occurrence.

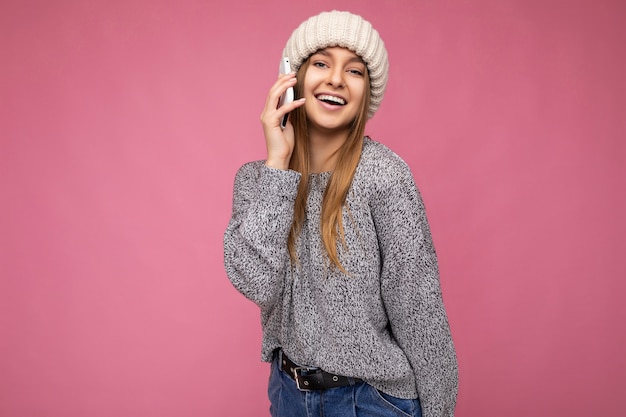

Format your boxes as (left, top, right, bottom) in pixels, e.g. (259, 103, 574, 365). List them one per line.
(223, 162, 301, 309)
(371, 159, 458, 417)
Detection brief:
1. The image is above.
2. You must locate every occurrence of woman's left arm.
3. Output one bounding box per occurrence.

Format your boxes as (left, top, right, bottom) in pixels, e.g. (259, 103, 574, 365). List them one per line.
(371, 159, 458, 417)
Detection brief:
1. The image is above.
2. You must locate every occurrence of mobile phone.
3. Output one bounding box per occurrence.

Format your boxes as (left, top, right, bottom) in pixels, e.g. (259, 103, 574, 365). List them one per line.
(278, 57, 294, 129)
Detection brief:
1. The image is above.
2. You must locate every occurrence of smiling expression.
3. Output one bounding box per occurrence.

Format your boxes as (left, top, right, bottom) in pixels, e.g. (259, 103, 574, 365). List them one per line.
(301, 47, 368, 135)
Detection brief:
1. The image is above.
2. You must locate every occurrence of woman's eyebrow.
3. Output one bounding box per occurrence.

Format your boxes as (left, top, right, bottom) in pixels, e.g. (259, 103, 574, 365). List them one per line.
(312, 49, 365, 64)
(348, 56, 366, 64)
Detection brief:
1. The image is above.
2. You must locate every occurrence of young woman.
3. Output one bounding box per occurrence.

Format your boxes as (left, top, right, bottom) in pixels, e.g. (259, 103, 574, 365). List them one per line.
(224, 11, 458, 417)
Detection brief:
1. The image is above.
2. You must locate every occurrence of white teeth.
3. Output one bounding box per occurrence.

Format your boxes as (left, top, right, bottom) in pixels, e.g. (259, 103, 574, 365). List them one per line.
(317, 94, 346, 105)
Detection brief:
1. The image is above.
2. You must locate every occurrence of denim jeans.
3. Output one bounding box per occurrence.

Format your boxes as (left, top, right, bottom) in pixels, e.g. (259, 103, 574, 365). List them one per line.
(268, 353, 422, 417)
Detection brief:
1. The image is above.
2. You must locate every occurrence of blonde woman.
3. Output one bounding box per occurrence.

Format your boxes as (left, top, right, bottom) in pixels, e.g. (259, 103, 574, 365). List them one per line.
(224, 11, 458, 417)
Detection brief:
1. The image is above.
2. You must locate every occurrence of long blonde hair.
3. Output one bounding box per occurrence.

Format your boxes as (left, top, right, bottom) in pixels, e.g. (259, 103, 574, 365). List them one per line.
(287, 57, 372, 274)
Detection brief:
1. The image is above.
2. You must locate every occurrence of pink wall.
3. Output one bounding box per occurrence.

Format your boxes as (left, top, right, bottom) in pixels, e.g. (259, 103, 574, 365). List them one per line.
(1, 1, 624, 416)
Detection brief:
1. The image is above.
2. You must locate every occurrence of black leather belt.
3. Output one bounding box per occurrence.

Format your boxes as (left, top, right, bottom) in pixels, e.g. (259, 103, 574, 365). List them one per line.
(279, 350, 362, 391)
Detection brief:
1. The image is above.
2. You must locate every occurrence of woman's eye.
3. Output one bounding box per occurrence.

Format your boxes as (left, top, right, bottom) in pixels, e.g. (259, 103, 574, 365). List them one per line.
(348, 69, 364, 76)
(313, 62, 327, 68)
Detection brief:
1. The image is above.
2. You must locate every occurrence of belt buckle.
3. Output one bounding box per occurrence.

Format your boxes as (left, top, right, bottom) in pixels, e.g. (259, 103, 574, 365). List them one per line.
(292, 367, 312, 391)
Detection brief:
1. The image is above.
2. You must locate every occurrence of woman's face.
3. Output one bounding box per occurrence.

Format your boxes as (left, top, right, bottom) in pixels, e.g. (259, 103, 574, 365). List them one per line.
(301, 47, 367, 135)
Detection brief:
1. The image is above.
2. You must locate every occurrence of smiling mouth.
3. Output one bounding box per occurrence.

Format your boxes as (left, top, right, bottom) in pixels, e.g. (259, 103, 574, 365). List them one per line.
(316, 94, 346, 106)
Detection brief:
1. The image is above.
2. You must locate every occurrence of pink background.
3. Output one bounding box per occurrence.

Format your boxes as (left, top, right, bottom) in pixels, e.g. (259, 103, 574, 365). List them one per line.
(1, 0, 625, 416)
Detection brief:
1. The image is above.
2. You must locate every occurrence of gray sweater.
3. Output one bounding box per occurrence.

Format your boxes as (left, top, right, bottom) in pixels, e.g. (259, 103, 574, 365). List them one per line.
(223, 137, 458, 417)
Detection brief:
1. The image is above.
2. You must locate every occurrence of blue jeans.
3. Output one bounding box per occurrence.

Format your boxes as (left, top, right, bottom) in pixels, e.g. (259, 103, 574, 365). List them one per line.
(268, 353, 422, 417)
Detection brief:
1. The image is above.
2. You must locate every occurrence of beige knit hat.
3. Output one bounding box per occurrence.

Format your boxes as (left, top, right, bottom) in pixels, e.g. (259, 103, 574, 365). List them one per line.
(282, 10, 389, 119)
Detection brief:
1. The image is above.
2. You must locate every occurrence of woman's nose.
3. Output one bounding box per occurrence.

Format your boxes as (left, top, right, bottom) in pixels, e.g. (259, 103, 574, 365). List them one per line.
(327, 68, 345, 88)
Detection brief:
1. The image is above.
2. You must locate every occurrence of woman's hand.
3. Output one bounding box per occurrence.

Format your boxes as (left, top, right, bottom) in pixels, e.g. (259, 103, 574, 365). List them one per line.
(260, 72, 306, 170)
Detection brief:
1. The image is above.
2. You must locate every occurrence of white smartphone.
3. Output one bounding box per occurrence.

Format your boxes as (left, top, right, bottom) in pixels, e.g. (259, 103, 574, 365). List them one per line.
(278, 57, 294, 129)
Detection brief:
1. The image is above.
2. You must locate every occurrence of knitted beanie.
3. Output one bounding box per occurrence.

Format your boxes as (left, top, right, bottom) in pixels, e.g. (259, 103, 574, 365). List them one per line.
(282, 10, 389, 119)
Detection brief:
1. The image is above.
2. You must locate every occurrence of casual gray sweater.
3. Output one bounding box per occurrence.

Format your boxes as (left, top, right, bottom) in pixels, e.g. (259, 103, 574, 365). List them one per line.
(223, 137, 458, 417)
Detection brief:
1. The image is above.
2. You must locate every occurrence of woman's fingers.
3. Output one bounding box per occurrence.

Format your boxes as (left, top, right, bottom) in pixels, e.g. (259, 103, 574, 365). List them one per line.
(260, 73, 306, 170)
(261, 73, 298, 126)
